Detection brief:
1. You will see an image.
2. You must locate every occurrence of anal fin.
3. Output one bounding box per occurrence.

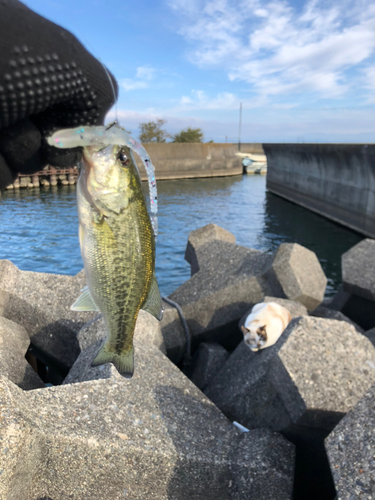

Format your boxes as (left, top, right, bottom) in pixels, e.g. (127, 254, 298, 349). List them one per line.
(71, 285, 100, 312)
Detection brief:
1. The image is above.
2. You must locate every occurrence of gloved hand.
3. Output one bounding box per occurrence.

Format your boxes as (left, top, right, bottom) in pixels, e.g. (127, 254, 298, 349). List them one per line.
(0, 0, 118, 189)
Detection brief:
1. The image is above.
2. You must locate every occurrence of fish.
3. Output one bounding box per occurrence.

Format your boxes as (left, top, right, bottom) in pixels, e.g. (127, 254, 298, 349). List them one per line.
(48, 123, 162, 378)
(241, 302, 291, 351)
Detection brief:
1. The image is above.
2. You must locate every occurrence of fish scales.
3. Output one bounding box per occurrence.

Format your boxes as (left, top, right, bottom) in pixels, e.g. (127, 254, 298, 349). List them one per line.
(47, 123, 162, 378)
(77, 144, 155, 377)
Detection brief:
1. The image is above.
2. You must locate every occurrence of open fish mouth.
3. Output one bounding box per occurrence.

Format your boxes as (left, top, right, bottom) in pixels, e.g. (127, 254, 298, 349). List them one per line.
(48, 121, 159, 239)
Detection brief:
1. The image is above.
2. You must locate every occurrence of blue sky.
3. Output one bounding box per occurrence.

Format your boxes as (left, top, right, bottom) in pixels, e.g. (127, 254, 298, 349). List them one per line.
(26, 0, 375, 142)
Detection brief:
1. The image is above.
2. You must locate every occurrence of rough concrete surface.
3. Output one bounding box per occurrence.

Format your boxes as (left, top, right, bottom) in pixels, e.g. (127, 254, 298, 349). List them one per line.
(0, 342, 295, 500)
(0, 261, 96, 367)
(342, 238, 375, 301)
(310, 305, 365, 334)
(263, 296, 308, 318)
(263, 243, 327, 311)
(326, 383, 375, 499)
(159, 302, 187, 364)
(168, 240, 271, 357)
(205, 317, 375, 432)
(185, 224, 236, 275)
(77, 309, 166, 354)
(0, 316, 44, 390)
(189, 342, 230, 391)
(230, 429, 295, 500)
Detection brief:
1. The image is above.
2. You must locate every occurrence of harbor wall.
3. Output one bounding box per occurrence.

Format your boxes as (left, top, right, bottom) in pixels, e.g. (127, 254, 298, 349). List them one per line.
(264, 143, 375, 238)
(136, 143, 242, 180)
(238, 143, 265, 154)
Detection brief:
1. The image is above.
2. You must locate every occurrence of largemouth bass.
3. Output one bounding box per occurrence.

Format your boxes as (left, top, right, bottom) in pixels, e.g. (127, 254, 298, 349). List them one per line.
(48, 123, 162, 378)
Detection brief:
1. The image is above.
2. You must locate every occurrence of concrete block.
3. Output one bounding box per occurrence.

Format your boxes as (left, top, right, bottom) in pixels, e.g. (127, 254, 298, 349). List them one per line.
(0, 317, 44, 390)
(77, 309, 166, 354)
(342, 238, 375, 301)
(310, 305, 365, 334)
(205, 317, 375, 432)
(0, 261, 96, 368)
(169, 240, 272, 359)
(185, 224, 236, 275)
(326, 384, 375, 500)
(263, 296, 308, 318)
(189, 342, 229, 391)
(263, 243, 327, 311)
(159, 302, 187, 364)
(230, 429, 295, 500)
(0, 342, 295, 499)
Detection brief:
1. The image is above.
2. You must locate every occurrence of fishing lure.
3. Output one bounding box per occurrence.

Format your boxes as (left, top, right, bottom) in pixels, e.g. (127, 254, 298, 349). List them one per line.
(48, 121, 158, 238)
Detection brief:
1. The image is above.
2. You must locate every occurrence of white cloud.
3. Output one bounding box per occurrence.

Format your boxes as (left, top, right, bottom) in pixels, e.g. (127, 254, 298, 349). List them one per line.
(168, 0, 375, 100)
(179, 90, 239, 110)
(121, 66, 156, 91)
(136, 66, 156, 80)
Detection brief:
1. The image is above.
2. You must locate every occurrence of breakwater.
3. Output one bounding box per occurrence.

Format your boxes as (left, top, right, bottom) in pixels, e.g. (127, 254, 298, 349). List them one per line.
(4, 167, 78, 190)
(3, 143, 242, 190)
(264, 143, 375, 238)
(135, 143, 242, 180)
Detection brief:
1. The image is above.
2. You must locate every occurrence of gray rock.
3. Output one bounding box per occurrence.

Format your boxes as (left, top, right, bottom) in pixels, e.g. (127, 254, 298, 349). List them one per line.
(262, 243, 327, 311)
(342, 238, 375, 301)
(263, 296, 308, 317)
(169, 240, 272, 360)
(185, 224, 236, 275)
(205, 317, 375, 432)
(0, 343, 295, 500)
(77, 309, 166, 354)
(159, 301, 187, 364)
(189, 342, 229, 391)
(0, 260, 96, 367)
(0, 317, 44, 390)
(310, 305, 365, 334)
(230, 429, 295, 500)
(325, 383, 375, 500)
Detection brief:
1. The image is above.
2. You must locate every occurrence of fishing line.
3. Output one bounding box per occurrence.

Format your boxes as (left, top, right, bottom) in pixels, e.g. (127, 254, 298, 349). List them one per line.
(50, 16, 158, 237)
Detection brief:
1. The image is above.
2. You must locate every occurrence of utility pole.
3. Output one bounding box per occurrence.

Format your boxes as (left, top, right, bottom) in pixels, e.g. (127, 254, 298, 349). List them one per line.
(238, 102, 242, 151)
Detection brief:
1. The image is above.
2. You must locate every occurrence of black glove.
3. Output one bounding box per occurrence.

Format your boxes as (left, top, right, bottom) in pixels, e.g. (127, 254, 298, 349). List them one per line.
(0, 0, 118, 189)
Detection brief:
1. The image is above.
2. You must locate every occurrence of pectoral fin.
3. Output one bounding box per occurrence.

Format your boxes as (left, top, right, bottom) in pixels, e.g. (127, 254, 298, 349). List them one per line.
(142, 274, 163, 320)
(71, 286, 100, 311)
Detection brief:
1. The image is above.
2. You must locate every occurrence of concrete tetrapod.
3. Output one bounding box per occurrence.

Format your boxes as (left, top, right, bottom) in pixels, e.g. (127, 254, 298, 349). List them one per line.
(0, 316, 44, 390)
(0, 343, 295, 500)
(326, 383, 375, 500)
(205, 317, 375, 432)
(0, 260, 96, 368)
(164, 238, 272, 362)
(262, 243, 327, 312)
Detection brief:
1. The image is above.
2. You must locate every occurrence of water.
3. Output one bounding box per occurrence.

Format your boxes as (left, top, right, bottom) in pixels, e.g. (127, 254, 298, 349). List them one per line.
(0, 176, 363, 298)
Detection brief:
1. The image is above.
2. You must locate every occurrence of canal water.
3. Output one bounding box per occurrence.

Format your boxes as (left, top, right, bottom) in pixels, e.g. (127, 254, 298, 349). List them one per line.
(0, 175, 363, 298)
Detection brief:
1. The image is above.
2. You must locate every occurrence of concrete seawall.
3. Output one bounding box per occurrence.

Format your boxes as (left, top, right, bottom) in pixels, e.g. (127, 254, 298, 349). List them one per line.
(136, 143, 242, 180)
(264, 143, 375, 238)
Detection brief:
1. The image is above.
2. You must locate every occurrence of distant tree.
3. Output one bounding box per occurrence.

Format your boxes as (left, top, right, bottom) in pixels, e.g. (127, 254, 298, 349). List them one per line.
(172, 127, 204, 143)
(139, 119, 169, 143)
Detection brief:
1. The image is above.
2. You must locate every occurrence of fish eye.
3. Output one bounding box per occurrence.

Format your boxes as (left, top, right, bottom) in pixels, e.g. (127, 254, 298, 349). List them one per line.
(118, 150, 130, 166)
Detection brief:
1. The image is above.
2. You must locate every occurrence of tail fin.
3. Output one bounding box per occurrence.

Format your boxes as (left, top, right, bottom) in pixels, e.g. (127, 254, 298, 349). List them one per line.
(91, 344, 134, 379)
